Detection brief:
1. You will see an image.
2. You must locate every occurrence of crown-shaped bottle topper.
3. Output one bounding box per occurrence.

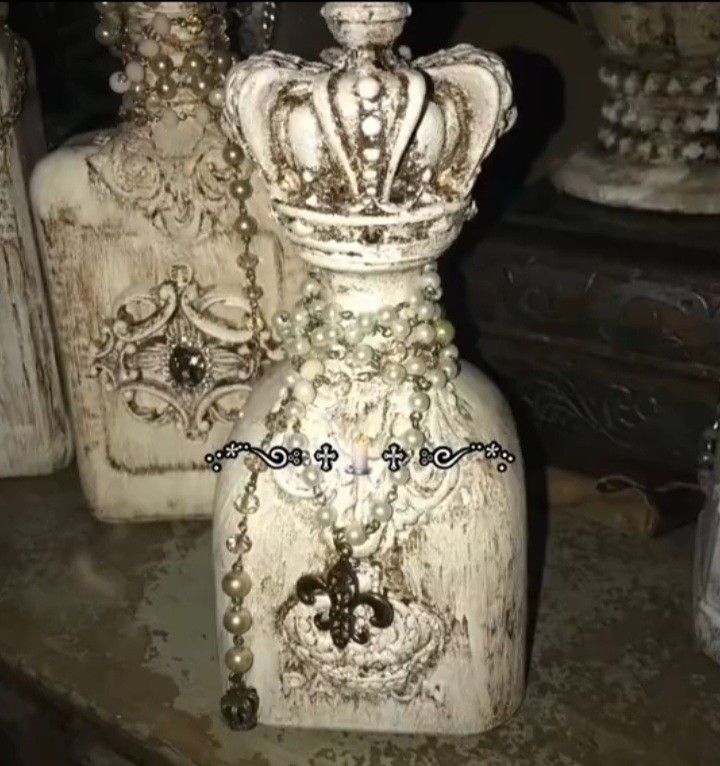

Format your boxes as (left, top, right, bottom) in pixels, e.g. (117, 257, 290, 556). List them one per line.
(224, 2, 516, 270)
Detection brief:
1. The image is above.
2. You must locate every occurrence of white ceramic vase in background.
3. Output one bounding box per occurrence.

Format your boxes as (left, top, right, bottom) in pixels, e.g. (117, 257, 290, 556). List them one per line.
(31, 2, 300, 521)
(213, 2, 526, 735)
(553, 2, 720, 213)
(0, 6, 72, 477)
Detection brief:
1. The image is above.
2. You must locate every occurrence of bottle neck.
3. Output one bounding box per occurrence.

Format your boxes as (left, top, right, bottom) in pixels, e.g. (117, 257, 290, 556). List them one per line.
(100, 2, 231, 126)
(315, 266, 431, 313)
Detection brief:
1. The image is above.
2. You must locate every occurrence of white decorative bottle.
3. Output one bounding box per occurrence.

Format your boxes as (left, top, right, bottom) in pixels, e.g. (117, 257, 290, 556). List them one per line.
(31, 2, 298, 520)
(213, 2, 526, 734)
(0, 6, 72, 476)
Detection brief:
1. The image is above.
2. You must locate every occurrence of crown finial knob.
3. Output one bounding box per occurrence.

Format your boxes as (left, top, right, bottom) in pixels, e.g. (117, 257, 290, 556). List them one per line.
(321, 2, 410, 49)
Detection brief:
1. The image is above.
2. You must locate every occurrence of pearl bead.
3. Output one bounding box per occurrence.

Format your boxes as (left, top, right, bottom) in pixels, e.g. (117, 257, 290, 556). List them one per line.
(237, 214, 257, 238)
(403, 429, 425, 450)
(156, 77, 177, 98)
(182, 52, 205, 75)
(371, 501, 393, 522)
(441, 360, 459, 380)
(293, 380, 316, 404)
(208, 88, 225, 109)
(308, 299, 326, 316)
(317, 506, 336, 526)
(325, 326, 341, 344)
(125, 61, 145, 82)
(440, 345, 459, 361)
(382, 362, 406, 385)
(358, 314, 376, 332)
(352, 345, 373, 366)
(408, 291, 425, 308)
(223, 606, 252, 634)
(377, 306, 396, 326)
(361, 115, 382, 137)
(417, 302, 435, 321)
(150, 54, 173, 76)
(415, 323, 436, 345)
(286, 401, 305, 419)
(425, 369, 447, 388)
(190, 75, 211, 97)
(409, 391, 431, 411)
(293, 307, 310, 326)
(302, 278, 322, 299)
(128, 81, 145, 97)
(138, 38, 160, 58)
(300, 359, 324, 381)
(345, 325, 365, 345)
(214, 50, 233, 73)
(302, 466, 321, 486)
(390, 465, 410, 485)
(356, 76, 381, 100)
(286, 432, 308, 451)
(223, 143, 244, 166)
(95, 23, 118, 46)
(435, 319, 455, 345)
(229, 178, 252, 200)
(152, 12, 171, 36)
(109, 71, 130, 94)
(406, 356, 426, 376)
(221, 571, 252, 598)
(391, 318, 411, 339)
(285, 367, 299, 385)
(291, 338, 311, 356)
(326, 303, 343, 322)
(311, 328, 329, 347)
(420, 271, 441, 291)
(346, 523, 367, 546)
(225, 646, 253, 673)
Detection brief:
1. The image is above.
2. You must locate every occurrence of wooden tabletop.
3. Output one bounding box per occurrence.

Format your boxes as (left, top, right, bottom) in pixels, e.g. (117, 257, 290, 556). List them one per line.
(0, 467, 718, 765)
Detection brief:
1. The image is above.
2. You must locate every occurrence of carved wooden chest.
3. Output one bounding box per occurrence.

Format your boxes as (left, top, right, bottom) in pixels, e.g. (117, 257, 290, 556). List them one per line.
(454, 182, 719, 491)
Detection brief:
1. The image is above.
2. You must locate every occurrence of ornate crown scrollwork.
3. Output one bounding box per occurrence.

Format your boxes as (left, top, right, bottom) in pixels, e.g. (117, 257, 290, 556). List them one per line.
(91, 263, 281, 441)
(223, 2, 516, 266)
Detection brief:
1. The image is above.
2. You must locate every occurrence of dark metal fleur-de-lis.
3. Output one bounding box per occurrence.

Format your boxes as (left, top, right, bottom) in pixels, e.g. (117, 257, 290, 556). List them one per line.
(296, 555, 394, 649)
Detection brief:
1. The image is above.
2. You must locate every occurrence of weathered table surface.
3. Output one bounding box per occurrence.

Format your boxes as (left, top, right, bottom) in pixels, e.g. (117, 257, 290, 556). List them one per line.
(1, 468, 719, 765)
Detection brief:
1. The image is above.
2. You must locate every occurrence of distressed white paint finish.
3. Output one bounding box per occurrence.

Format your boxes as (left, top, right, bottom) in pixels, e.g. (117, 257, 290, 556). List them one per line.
(553, 2, 720, 213)
(695, 459, 720, 665)
(214, 2, 526, 734)
(0, 18, 72, 477)
(30, 3, 300, 521)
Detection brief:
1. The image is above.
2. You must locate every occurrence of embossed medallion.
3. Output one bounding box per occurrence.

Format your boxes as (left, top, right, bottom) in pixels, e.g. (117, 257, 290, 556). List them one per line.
(91, 264, 278, 440)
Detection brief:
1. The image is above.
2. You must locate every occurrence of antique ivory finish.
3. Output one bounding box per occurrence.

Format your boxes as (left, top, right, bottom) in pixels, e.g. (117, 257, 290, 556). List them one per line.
(0, 8, 72, 476)
(553, 2, 720, 213)
(213, 2, 526, 734)
(31, 3, 299, 521)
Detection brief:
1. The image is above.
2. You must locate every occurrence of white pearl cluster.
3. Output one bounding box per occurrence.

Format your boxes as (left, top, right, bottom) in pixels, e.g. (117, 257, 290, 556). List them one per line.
(95, 2, 235, 122)
(271, 265, 459, 549)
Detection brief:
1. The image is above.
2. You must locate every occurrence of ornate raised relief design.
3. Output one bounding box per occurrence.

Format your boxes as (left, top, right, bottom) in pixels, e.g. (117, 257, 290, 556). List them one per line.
(88, 120, 238, 241)
(91, 264, 280, 441)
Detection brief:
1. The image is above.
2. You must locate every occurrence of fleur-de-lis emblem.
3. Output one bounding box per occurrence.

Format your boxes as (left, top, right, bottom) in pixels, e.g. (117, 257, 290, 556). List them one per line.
(382, 442, 408, 472)
(296, 555, 394, 649)
(314, 442, 339, 472)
